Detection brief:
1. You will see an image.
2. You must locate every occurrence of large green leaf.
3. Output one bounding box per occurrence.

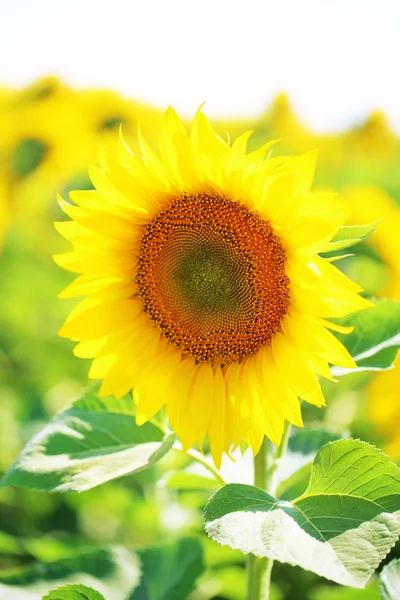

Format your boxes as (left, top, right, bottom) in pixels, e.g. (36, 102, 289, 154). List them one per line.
(320, 221, 380, 253)
(331, 300, 400, 375)
(380, 558, 400, 600)
(0, 391, 176, 492)
(204, 439, 400, 588)
(130, 537, 204, 600)
(42, 583, 105, 600)
(0, 547, 140, 600)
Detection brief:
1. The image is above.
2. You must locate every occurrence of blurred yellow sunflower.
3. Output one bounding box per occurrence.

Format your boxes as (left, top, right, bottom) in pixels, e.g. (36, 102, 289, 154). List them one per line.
(77, 89, 164, 157)
(262, 93, 311, 153)
(345, 111, 397, 161)
(55, 107, 370, 467)
(341, 187, 400, 299)
(341, 187, 400, 461)
(0, 77, 88, 223)
(0, 173, 9, 249)
(368, 354, 400, 461)
(0, 77, 81, 184)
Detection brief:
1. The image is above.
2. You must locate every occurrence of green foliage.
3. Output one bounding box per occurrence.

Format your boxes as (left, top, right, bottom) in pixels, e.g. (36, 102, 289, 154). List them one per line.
(310, 581, 380, 599)
(0, 530, 26, 557)
(210, 566, 247, 600)
(42, 583, 105, 600)
(0, 538, 205, 600)
(321, 221, 380, 253)
(276, 462, 312, 502)
(11, 138, 49, 178)
(277, 426, 345, 501)
(0, 547, 140, 600)
(204, 439, 400, 588)
(163, 469, 221, 491)
(100, 116, 125, 131)
(3, 81, 400, 600)
(379, 558, 400, 600)
(0, 391, 176, 492)
(131, 537, 205, 600)
(287, 426, 344, 455)
(332, 299, 400, 374)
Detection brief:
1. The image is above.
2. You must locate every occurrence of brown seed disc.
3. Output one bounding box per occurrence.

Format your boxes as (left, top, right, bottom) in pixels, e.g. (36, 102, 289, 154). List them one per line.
(136, 192, 290, 365)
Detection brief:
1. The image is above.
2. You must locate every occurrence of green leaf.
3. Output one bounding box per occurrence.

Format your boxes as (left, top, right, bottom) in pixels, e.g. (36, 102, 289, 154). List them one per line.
(0, 531, 25, 557)
(0, 531, 92, 562)
(130, 537, 204, 600)
(287, 426, 344, 455)
(310, 581, 380, 599)
(380, 558, 400, 600)
(0, 547, 140, 600)
(321, 221, 380, 252)
(42, 583, 105, 599)
(276, 426, 345, 501)
(22, 536, 94, 563)
(204, 439, 400, 588)
(163, 470, 221, 490)
(331, 299, 400, 375)
(0, 391, 176, 492)
(11, 138, 49, 178)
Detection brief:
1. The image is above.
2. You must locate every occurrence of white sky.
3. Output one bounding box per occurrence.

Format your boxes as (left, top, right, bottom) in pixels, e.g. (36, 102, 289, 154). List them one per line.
(1, 0, 400, 132)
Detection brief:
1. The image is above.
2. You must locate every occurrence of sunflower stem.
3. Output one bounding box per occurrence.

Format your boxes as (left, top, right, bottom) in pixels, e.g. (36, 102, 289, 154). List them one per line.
(247, 422, 292, 600)
(266, 421, 292, 494)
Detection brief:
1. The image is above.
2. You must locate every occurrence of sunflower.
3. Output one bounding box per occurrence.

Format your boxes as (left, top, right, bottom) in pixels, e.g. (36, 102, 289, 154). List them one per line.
(0, 172, 9, 249)
(55, 107, 370, 468)
(0, 78, 95, 247)
(339, 187, 400, 460)
(260, 93, 312, 154)
(344, 111, 397, 161)
(0, 77, 82, 189)
(211, 94, 313, 158)
(341, 187, 400, 299)
(367, 354, 400, 461)
(76, 89, 164, 157)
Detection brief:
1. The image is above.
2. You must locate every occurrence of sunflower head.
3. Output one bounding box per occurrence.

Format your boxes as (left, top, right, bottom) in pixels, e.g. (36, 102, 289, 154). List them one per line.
(136, 190, 290, 365)
(55, 107, 370, 468)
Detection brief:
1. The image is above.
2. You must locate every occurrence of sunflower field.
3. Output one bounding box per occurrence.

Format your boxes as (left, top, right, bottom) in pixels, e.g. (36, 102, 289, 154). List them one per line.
(0, 75, 400, 600)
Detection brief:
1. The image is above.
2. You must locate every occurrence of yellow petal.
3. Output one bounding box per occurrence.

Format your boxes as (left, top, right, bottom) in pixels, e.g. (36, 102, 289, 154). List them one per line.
(208, 367, 227, 469)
